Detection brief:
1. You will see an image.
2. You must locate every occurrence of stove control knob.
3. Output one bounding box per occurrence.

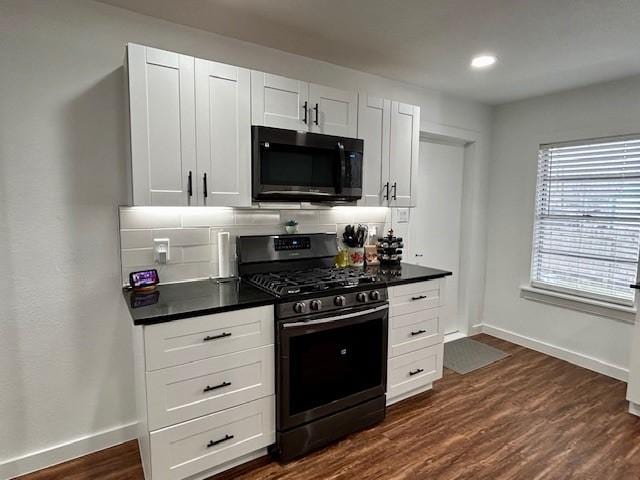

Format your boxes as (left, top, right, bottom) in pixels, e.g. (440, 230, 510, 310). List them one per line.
(310, 299, 322, 311)
(370, 290, 381, 301)
(334, 295, 346, 307)
(356, 292, 367, 303)
(293, 302, 306, 314)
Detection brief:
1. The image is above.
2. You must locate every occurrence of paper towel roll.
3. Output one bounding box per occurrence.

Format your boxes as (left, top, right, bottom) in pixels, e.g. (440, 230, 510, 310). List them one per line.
(218, 231, 231, 278)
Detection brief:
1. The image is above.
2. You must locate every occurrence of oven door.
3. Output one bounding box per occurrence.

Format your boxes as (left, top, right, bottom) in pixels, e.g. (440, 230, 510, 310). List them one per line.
(278, 303, 388, 431)
(252, 126, 363, 202)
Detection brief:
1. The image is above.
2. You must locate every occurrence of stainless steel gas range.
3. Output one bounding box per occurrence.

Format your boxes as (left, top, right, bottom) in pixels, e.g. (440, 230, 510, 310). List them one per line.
(237, 233, 389, 461)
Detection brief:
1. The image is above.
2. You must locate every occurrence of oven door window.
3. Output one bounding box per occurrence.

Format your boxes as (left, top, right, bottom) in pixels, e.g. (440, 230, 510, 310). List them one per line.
(288, 317, 384, 415)
(260, 144, 337, 189)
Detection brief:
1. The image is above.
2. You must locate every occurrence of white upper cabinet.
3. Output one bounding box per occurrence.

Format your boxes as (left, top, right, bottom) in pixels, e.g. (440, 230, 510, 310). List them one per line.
(357, 94, 390, 206)
(127, 44, 197, 206)
(389, 101, 420, 207)
(308, 83, 358, 137)
(195, 58, 252, 207)
(357, 94, 420, 207)
(127, 44, 415, 208)
(251, 72, 310, 131)
(251, 72, 357, 137)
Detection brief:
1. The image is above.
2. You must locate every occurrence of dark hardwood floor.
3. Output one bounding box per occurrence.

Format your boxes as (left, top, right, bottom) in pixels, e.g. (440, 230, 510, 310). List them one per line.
(15, 334, 640, 480)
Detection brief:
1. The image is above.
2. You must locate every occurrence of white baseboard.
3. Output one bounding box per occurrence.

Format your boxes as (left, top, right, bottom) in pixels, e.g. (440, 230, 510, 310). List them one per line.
(0, 422, 138, 479)
(444, 331, 466, 343)
(468, 323, 483, 336)
(481, 324, 629, 382)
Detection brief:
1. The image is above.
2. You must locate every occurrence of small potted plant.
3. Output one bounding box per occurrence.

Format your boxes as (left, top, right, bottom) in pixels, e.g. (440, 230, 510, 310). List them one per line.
(284, 219, 299, 234)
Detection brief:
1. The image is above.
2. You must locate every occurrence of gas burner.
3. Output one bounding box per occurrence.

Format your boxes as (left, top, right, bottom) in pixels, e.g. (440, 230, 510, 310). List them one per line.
(246, 267, 379, 297)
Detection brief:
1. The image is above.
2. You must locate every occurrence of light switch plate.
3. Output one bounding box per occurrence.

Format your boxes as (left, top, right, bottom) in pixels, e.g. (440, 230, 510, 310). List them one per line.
(153, 238, 170, 264)
(396, 208, 410, 223)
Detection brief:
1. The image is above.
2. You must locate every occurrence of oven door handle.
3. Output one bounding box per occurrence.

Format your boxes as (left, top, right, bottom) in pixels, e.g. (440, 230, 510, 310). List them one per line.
(282, 304, 389, 328)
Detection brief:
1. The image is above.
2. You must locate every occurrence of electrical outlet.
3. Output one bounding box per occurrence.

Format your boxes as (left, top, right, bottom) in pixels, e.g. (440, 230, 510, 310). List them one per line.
(396, 208, 410, 223)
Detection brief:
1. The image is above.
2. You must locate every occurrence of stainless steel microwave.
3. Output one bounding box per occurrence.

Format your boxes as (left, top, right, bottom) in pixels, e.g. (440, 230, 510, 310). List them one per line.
(251, 126, 364, 202)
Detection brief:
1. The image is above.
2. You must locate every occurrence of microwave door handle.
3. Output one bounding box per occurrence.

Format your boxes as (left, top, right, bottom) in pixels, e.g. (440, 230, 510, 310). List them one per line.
(261, 190, 332, 196)
(336, 142, 345, 194)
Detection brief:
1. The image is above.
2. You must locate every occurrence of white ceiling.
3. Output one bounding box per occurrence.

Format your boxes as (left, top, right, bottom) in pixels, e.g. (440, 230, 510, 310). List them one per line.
(98, 0, 640, 104)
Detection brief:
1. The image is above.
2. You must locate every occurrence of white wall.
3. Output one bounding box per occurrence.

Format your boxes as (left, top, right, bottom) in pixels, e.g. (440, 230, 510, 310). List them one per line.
(0, 0, 491, 475)
(484, 75, 640, 379)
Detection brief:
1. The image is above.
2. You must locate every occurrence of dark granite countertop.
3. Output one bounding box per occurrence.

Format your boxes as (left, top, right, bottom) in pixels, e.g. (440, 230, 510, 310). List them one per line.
(365, 262, 452, 286)
(123, 278, 275, 326)
(123, 263, 451, 326)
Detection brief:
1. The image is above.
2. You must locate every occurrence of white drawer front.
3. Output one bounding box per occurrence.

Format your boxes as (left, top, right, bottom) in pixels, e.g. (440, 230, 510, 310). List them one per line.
(387, 343, 443, 400)
(389, 281, 441, 316)
(389, 309, 442, 358)
(144, 306, 274, 370)
(150, 396, 275, 480)
(146, 345, 275, 430)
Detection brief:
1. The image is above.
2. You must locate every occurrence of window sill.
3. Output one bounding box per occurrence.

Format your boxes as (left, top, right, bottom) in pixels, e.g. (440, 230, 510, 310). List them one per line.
(520, 285, 636, 324)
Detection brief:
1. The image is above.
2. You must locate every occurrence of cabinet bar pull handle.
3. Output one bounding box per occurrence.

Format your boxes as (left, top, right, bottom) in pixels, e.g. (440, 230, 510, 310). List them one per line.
(203, 173, 208, 198)
(411, 295, 427, 301)
(383, 182, 389, 200)
(203, 332, 231, 342)
(392, 182, 397, 200)
(303, 101, 308, 124)
(203, 381, 231, 393)
(188, 171, 193, 197)
(410, 329, 427, 336)
(409, 368, 424, 376)
(314, 103, 319, 125)
(207, 434, 234, 448)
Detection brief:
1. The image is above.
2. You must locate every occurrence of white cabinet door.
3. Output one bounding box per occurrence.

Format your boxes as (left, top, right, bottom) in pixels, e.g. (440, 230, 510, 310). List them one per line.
(309, 83, 357, 137)
(127, 44, 197, 206)
(251, 72, 309, 131)
(357, 94, 390, 206)
(195, 59, 251, 207)
(389, 101, 420, 207)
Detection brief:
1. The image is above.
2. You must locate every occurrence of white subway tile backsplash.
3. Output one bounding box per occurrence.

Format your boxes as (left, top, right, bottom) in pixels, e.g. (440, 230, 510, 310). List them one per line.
(119, 207, 181, 229)
(156, 262, 212, 283)
(182, 245, 213, 263)
(151, 228, 209, 246)
(118, 206, 391, 285)
(121, 248, 154, 268)
(317, 207, 355, 225)
(120, 229, 152, 249)
(182, 207, 234, 227)
(121, 247, 182, 268)
(234, 210, 280, 225)
(280, 210, 319, 225)
(298, 224, 337, 234)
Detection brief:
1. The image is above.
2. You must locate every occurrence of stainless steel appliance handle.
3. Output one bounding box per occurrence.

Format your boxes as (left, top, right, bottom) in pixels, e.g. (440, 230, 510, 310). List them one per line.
(262, 190, 333, 196)
(283, 304, 389, 328)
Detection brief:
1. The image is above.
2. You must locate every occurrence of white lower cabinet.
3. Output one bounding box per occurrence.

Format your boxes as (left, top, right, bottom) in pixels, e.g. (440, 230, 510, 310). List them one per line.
(386, 279, 444, 405)
(133, 306, 276, 480)
(150, 396, 275, 480)
(388, 343, 443, 401)
(146, 345, 275, 430)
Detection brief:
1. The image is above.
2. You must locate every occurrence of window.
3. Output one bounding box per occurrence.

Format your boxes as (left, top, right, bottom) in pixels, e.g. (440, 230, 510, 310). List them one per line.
(531, 135, 640, 306)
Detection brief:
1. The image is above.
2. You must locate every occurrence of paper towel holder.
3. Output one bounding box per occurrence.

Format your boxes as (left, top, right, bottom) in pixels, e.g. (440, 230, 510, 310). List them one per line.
(214, 231, 236, 283)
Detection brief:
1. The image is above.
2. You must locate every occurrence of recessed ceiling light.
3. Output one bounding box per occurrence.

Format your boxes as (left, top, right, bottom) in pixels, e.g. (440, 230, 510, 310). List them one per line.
(471, 55, 497, 69)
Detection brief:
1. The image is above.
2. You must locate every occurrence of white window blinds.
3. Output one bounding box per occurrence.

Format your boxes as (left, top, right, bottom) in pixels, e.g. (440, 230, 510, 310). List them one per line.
(531, 135, 640, 306)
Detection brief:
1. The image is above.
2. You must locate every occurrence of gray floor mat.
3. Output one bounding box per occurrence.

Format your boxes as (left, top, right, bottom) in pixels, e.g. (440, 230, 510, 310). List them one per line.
(443, 337, 509, 374)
